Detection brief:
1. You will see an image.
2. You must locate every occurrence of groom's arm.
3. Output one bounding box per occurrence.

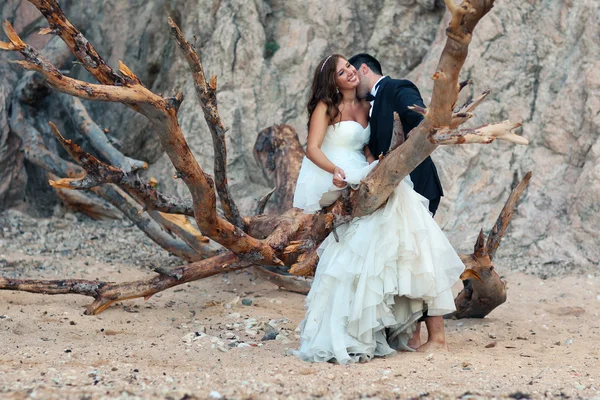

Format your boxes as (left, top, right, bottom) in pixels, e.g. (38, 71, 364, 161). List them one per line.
(393, 80, 426, 138)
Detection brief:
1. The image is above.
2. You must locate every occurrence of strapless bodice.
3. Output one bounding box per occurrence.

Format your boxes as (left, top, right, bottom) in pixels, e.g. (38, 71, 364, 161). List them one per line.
(321, 121, 370, 152)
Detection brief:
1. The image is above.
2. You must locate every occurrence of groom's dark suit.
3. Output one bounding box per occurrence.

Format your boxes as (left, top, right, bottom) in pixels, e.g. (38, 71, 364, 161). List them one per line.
(369, 77, 443, 215)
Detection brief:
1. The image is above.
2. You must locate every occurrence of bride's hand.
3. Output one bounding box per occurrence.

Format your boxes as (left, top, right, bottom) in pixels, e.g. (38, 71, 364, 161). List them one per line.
(333, 166, 347, 188)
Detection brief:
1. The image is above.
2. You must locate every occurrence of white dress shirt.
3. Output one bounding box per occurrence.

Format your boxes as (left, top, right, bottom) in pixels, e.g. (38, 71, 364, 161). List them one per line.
(369, 76, 387, 117)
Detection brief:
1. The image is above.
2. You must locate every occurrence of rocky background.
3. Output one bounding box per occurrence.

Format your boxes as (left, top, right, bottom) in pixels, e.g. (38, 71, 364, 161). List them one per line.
(0, 0, 598, 275)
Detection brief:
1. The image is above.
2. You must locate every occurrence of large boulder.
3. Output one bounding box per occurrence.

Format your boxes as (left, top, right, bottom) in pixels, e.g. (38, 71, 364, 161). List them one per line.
(0, 66, 25, 210)
(1, 0, 598, 272)
(408, 0, 600, 273)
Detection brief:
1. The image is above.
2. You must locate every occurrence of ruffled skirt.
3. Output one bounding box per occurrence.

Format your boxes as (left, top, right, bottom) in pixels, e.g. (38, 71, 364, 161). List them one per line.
(295, 178, 464, 364)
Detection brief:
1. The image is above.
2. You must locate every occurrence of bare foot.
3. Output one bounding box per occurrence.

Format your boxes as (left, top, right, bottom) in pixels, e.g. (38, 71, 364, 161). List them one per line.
(407, 322, 422, 349)
(407, 337, 422, 350)
(417, 339, 449, 353)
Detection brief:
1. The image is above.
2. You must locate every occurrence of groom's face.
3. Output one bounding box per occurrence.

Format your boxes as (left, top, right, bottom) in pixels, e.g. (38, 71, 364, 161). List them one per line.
(355, 64, 370, 99)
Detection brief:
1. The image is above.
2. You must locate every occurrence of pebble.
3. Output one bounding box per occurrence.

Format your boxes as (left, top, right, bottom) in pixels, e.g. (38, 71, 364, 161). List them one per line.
(284, 349, 295, 356)
(223, 332, 238, 340)
(564, 338, 573, 346)
(488, 333, 497, 339)
(245, 318, 258, 330)
(262, 330, 278, 341)
(242, 298, 253, 306)
(181, 331, 206, 343)
(209, 391, 222, 399)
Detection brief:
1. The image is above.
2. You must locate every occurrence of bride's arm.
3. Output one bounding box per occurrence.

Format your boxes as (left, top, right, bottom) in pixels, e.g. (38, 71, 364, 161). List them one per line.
(364, 146, 376, 164)
(306, 102, 346, 186)
(362, 101, 376, 164)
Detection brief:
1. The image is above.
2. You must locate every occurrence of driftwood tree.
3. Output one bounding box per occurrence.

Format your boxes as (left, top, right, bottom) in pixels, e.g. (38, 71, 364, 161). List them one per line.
(0, 0, 529, 317)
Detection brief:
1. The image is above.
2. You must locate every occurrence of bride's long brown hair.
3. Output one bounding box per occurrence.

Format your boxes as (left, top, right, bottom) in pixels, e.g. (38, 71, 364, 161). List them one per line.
(307, 54, 345, 128)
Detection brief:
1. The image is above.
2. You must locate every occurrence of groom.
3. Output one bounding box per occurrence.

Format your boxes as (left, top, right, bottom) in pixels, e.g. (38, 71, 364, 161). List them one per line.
(349, 53, 447, 352)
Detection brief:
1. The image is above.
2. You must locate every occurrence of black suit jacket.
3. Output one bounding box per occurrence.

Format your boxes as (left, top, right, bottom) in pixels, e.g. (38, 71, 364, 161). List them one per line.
(369, 77, 443, 201)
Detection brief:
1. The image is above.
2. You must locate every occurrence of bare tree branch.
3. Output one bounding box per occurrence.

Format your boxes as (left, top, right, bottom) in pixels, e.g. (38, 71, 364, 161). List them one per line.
(252, 266, 311, 294)
(50, 173, 122, 220)
(1, 18, 282, 266)
(168, 18, 244, 230)
(486, 171, 532, 260)
(56, 93, 148, 172)
(430, 120, 527, 145)
(45, 122, 195, 215)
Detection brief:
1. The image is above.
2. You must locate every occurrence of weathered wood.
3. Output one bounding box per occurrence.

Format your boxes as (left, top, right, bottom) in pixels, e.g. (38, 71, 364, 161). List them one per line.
(447, 172, 532, 319)
(0, 0, 532, 315)
(56, 94, 147, 172)
(486, 171, 533, 260)
(1, 18, 282, 266)
(168, 18, 244, 230)
(253, 124, 305, 213)
(430, 120, 527, 145)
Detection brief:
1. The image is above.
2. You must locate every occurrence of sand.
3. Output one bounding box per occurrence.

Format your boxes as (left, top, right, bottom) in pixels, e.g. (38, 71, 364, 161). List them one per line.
(1, 210, 599, 399)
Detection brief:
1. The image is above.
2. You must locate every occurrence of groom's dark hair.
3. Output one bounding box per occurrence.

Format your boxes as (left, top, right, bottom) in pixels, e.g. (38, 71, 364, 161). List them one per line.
(348, 53, 383, 75)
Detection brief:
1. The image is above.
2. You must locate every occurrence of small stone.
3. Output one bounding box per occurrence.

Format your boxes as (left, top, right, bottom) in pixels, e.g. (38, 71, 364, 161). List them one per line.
(488, 333, 497, 339)
(284, 349, 295, 356)
(217, 345, 228, 353)
(485, 341, 497, 348)
(564, 338, 573, 346)
(262, 325, 279, 341)
(245, 318, 258, 330)
(237, 343, 251, 348)
(262, 331, 278, 341)
(209, 391, 222, 399)
(426, 353, 433, 361)
(242, 298, 253, 306)
(225, 296, 240, 308)
(69, 321, 76, 326)
(182, 331, 205, 343)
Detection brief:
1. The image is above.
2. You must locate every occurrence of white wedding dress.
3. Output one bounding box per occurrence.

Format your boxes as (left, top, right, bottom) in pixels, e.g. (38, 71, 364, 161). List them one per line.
(292, 121, 464, 364)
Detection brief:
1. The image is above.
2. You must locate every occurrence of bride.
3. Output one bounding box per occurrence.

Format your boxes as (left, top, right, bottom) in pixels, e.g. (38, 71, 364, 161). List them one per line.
(292, 54, 465, 364)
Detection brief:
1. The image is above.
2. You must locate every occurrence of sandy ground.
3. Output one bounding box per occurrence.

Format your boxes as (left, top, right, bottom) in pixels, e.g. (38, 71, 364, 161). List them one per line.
(1, 211, 600, 399)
